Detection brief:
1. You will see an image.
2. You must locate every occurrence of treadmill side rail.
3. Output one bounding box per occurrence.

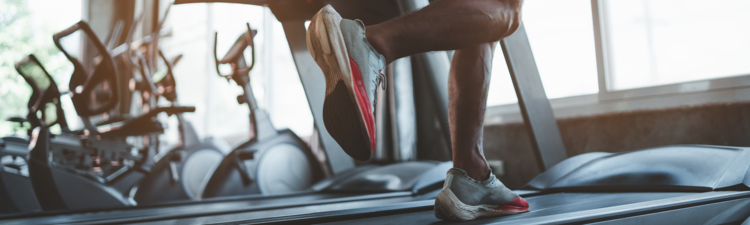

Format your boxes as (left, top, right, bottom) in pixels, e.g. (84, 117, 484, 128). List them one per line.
(500, 23, 568, 171)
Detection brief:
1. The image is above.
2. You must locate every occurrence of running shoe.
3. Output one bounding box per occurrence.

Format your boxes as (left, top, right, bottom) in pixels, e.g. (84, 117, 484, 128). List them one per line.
(306, 5, 386, 161)
(434, 168, 530, 221)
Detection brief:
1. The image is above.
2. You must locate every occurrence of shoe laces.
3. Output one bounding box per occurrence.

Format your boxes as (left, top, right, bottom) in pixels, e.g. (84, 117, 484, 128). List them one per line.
(372, 70, 387, 107)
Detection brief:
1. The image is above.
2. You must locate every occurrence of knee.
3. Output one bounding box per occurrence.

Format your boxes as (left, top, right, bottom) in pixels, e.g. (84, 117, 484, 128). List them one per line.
(486, 0, 523, 42)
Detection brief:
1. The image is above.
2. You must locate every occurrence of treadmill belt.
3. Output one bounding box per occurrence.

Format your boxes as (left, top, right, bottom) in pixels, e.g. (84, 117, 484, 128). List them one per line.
(314, 191, 750, 225)
(216, 191, 749, 225)
(0, 192, 414, 225)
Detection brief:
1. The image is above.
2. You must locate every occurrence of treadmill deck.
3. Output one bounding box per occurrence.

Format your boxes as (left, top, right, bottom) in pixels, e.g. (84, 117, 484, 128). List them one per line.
(6, 190, 745, 224)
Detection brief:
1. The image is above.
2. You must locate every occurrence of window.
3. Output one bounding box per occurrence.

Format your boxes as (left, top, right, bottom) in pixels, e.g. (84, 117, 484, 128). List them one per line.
(487, 0, 750, 122)
(0, 0, 82, 137)
(488, 0, 598, 106)
(602, 0, 750, 90)
(164, 4, 313, 144)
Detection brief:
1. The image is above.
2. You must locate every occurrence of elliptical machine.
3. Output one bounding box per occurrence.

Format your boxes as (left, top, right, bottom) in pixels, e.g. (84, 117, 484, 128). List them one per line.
(115, 6, 230, 204)
(202, 24, 325, 198)
(27, 20, 195, 211)
(1, 19, 127, 213)
(0, 55, 61, 214)
(126, 42, 230, 204)
(0, 135, 37, 214)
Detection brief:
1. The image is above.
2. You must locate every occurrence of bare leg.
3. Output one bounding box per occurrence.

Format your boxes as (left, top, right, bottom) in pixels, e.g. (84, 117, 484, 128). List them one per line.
(307, 2, 526, 219)
(449, 43, 495, 181)
(367, 0, 522, 63)
(363, 0, 518, 180)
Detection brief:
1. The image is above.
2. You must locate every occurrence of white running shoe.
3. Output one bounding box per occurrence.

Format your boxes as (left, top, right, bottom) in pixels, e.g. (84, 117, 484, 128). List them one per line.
(434, 168, 530, 221)
(306, 5, 386, 161)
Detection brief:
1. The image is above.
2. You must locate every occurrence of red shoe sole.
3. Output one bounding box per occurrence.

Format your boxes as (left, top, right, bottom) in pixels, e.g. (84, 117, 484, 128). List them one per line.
(494, 197, 530, 212)
(308, 7, 375, 161)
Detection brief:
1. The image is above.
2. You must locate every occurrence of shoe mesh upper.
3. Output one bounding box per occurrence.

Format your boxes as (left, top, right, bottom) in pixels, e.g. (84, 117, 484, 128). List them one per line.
(339, 19, 386, 112)
(444, 168, 519, 206)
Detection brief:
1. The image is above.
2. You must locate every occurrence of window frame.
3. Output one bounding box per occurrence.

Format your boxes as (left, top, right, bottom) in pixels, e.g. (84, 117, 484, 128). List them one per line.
(485, 0, 750, 125)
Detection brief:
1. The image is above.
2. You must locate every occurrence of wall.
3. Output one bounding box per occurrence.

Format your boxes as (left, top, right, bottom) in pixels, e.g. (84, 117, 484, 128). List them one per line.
(484, 101, 750, 189)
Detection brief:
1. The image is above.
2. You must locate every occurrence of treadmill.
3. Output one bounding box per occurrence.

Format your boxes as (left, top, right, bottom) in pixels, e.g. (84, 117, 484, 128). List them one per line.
(2, 1, 749, 224)
(150, 0, 749, 224)
(229, 1, 748, 224)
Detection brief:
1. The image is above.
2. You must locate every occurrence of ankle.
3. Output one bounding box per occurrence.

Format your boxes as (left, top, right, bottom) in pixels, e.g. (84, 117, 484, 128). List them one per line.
(453, 161, 491, 181)
(365, 25, 393, 64)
